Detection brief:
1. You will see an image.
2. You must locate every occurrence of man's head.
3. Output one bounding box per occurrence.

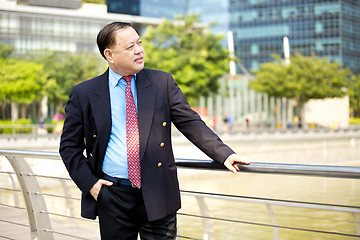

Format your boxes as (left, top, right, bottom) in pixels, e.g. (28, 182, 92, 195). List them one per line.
(97, 22, 145, 76)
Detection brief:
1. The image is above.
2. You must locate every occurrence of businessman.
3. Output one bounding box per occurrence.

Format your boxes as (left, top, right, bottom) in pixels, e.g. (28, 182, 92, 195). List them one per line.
(59, 22, 250, 240)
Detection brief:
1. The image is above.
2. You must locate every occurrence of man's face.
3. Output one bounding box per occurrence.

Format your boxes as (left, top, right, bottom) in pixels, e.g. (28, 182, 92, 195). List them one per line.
(105, 27, 145, 76)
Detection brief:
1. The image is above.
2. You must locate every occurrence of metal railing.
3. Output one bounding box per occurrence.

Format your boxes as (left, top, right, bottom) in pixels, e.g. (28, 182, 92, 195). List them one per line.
(0, 149, 359, 240)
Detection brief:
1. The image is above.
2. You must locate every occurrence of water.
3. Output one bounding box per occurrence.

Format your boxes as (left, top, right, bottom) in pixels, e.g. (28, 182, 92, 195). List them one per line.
(177, 169, 360, 240)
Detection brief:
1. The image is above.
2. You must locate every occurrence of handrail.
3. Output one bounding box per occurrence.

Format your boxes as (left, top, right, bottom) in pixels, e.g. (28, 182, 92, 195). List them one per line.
(0, 149, 60, 159)
(2, 149, 360, 178)
(175, 158, 360, 178)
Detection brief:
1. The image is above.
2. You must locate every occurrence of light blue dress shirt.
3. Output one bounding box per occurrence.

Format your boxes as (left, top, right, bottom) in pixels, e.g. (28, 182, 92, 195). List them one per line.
(102, 68, 138, 179)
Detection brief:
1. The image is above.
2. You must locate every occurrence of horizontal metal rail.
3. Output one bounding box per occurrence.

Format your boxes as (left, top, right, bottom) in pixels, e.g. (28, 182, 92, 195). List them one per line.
(2, 149, 360, 178)
(181, 190, 360, 212)
(0, 149, 60, 159)
(175, 158, 360, 179)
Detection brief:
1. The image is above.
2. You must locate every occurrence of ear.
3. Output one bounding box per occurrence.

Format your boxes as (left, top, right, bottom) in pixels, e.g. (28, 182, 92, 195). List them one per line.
(104, 49, 113, 63)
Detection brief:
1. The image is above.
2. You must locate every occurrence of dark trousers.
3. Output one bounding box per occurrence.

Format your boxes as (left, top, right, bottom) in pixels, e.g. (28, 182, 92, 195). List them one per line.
(97, 184, 177, 240)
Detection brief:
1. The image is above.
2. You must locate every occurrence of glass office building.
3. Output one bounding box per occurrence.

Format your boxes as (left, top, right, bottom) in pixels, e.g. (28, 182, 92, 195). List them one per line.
(107, 0, 187, 20)
(106, 0, 360, 74)
(187, 0, 229, 38)
(229, 0, 360, 74)
(106, 0, 140, 16)
(107, 0, 229, 38)
(107, 0, 232, 47)
(0, 2, 162, 55)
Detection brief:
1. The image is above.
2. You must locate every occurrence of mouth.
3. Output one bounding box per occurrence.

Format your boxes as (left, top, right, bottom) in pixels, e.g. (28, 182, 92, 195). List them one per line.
(134, 56, 144, 64)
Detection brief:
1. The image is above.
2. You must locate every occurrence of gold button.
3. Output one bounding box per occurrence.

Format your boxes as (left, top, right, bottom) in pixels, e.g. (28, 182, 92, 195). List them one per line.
(160, 142, 165, 147)
(93, 134, 97, 138)
(162, 122, 167, 127)
(90, 153, 93, 157)
(157, 162, 162, 167)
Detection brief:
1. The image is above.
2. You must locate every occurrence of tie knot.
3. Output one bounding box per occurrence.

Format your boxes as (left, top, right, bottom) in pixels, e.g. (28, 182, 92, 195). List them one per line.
(123, 75, 132, 83)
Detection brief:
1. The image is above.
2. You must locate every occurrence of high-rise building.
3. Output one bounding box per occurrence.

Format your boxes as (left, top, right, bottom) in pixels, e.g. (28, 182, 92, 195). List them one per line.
(187, 0, 229, 38)
(107, 0, 140, 16)
(106, 0, 360, 74)
(229, 0, 360, 74)
(107, 0, 187, 19)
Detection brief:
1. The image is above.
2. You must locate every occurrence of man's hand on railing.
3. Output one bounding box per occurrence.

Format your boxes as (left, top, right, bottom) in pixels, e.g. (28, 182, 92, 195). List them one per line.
(224, 154, 251, 174)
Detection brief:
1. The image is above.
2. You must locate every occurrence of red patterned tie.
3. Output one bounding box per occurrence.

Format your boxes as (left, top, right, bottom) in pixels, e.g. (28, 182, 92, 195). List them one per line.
(123, 75, 141, 188)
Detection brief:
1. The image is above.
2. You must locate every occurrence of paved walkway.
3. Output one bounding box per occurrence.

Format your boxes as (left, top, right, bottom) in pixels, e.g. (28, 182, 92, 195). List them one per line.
(0, 205, 100, 240)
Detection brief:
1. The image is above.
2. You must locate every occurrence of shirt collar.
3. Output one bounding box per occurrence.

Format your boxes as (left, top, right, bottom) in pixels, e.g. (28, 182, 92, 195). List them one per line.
(108, 67, 136, 88)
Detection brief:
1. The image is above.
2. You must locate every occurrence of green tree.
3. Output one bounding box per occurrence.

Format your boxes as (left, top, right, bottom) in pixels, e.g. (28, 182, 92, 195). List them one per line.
(349, 74, 360, 118)
(39, 51, 106, 113)
(142, 15, 230, 104)
(82, 0, 105, 4)
(0, 41, 13, 59)
(0, 41, 14, 118)
(0, 58, 47, 119)
(250, 54, 351, 119)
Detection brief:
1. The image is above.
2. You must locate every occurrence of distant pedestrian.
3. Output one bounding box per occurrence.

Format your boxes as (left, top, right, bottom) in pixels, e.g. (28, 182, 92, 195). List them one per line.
(245, 118, 250, 129)
(36, 117, 47, 135)
(227, 115, 233, 133)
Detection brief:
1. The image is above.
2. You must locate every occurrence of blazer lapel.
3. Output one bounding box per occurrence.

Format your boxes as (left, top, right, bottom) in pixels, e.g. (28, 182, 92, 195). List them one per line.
(137, 69, 156, 160)
(90, 69, 111, 161)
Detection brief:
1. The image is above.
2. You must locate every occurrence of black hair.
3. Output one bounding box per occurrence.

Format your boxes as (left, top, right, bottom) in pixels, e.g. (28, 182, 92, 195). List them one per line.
(97, 22, 132, 59)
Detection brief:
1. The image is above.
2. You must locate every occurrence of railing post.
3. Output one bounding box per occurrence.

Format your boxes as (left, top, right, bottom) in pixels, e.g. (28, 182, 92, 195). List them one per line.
(60, 179, 75, 217)
(353, 212, 360, 239)
(5, 155, 54, 240)
(195, 196, 215, 240)
(8, 173, 20, 207)
(266, 204, 279, 240)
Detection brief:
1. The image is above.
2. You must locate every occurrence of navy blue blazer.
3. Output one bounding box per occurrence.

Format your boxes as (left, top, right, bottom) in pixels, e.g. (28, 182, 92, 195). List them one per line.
(59, 68, 234, 221)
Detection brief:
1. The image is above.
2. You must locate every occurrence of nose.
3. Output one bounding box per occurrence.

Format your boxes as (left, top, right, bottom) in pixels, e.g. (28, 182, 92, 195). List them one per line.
(134, 43, 143, 54)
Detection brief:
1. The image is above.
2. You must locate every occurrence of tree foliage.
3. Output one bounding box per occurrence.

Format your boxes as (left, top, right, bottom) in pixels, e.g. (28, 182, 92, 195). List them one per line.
(37, 51, 106, 109)
(142, 15, 230, 104)
(0, 41, 46, 111)
(0, 58, 46, 105)
(0, 39, 106, 119)
(82, 0, 105, 4)
(348, 74, 360, 117)
(0, 41, 13, 59)
(250, 54, 352, 116)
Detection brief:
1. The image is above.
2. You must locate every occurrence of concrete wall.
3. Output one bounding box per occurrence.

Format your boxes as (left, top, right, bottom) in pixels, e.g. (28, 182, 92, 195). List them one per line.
(304, 96, 349, 129)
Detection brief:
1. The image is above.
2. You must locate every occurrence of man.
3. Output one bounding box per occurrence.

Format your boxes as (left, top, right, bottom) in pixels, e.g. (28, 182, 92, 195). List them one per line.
(59, 22, 250, 240)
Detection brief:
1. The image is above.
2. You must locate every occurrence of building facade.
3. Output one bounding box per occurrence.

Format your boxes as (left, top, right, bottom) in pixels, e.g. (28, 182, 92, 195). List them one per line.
(107, 0, 187, 20)
(107, 0, 229, 39)
(106, 0, 360, 74)
(187, 0, 230, 38)
(1, 1, 359, 72)
(0, 1, 162, 55)
(229, 0, 360, 74)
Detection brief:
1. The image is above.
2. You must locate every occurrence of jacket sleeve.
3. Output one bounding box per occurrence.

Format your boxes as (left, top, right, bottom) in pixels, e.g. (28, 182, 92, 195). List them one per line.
(59, 87, 99, 196)
(166, 73, 235, 164)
